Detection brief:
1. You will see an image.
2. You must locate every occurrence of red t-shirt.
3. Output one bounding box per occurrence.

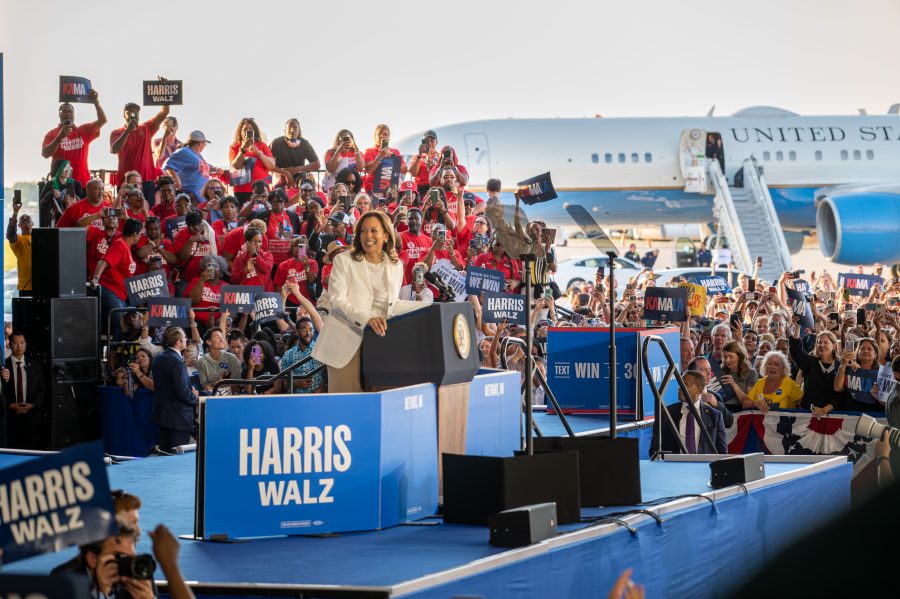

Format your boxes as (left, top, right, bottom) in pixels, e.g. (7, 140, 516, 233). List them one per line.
(123, 208, 147, 225)
(56, 198, 108, 230)
(212, 219, 240, 247)
(273, 258, 319, 304)
(110, 119, 162, 181)
(453, 214, 478, 251)
(473, 252, 520, 290)
(231, 249, 274, 288)
(228, 141, 274, 193)
(321, 264, 333, 289)
(222, 225, 270, 258)
(151, 200, 177, 221)
(362, 147, 407, 194)
(412, 151, 440, 188)
(100, 238, 136, 301)
(86, 227, 120, 280)
(265, 211, 295, 264)
(172, 228, 213, 282)
(185, 277, 222, 327)
(399, 231, 433, 283)
(43, 123, 100, 186)
(133, 235, 170, 276)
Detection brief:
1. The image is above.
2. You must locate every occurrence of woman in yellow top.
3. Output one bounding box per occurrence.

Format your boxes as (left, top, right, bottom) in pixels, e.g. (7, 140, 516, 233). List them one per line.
(746, 351, 804, 411)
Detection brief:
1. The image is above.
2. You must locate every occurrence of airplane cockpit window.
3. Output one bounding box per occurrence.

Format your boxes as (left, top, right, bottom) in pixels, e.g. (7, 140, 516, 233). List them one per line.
(591, 153, 599, 163)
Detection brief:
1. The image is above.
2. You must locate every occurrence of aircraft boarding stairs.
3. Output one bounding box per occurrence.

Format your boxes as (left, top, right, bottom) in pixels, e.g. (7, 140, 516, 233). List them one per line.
(708, 157, 792, 283)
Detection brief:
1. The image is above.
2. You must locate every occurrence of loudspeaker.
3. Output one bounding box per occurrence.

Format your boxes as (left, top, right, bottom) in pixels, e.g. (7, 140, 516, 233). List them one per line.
(32, 227, 87, 298)
(442, 452, 581, 525)
(47, 359, 100, 449)
(533, 437, 642, 507)
(13, 297, 99, 361)
(709, 452, 765, 489)
(488, 502, 558, 548)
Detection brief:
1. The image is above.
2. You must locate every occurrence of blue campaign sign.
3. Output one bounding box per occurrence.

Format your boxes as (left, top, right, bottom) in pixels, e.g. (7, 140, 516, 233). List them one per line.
(200, 386, 438, 538)
(793, 279, 811, 295)
(59, 75, 93, 102)
(786, 287, 815, 330)
(482, 292, 526, 325)
(698, 276, 732, 295)
(837, 273, 884, 297)
(846, 368, 879, 405)
(465, 266, 505, 295)
(0, 442, 115, 564)
(147, 297, 191, 327)
(644, 287, 688, 322)
(639, 328, 681, 413)
(516, 172, 557, 205)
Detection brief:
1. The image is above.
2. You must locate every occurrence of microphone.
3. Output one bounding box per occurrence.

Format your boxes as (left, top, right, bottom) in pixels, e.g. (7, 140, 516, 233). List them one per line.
(424, 271, 454, 302)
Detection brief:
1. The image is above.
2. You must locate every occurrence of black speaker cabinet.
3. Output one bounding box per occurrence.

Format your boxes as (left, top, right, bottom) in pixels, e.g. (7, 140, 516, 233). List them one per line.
(533, 437, 642, 507)
(13, 296, 99, 361)
(709, 452, 765, 489)
(48, 359, 100, 449)
(32, 227, 87, 298)
(488, 502, 558, 548)
(442, 452, 581, 525)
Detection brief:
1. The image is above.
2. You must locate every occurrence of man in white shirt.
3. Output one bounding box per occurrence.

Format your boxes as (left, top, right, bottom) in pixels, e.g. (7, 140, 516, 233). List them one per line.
(650, 370, 727, 456)
(399, 263, 434, 303)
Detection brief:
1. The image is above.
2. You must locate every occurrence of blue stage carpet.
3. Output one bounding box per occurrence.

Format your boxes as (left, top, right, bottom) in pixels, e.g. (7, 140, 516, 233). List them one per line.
(3, 453, 850, 598)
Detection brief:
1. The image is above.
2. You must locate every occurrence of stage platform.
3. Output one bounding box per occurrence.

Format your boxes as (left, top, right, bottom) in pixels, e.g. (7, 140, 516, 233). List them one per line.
(2, 451, 851, 598)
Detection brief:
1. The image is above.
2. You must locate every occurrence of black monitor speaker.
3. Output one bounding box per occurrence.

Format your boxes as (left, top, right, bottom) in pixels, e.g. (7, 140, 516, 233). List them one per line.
(12, 297, 99, 361)
(32, 227, 87, 298)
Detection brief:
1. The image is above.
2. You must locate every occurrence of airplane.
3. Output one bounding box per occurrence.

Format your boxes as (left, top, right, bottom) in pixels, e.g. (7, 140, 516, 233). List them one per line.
(394, 106, 900, 270)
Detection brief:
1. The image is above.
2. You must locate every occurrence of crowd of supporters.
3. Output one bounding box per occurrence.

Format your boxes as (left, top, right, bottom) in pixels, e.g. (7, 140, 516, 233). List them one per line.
(0, 93, 890, 456)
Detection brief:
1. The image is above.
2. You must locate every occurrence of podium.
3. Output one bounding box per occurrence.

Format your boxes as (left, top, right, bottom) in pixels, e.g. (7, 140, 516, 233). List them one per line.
(362, 303, 482, 490)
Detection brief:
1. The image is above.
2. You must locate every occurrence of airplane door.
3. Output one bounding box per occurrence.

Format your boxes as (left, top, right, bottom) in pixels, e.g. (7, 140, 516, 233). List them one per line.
(679, 128, 708, 193)
(464, 133, 491, 178)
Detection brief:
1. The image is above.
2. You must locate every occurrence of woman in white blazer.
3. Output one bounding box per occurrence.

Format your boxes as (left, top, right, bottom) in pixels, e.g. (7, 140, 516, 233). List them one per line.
(312, 211, 422, 392)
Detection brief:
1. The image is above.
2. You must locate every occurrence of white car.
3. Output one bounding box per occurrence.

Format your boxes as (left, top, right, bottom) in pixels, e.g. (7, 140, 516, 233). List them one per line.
(554, 255, 644, 292)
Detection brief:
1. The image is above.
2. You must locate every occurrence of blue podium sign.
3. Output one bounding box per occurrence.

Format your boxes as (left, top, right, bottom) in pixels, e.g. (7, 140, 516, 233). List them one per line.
(547, 327, 679, 418)
(466, 370, 520, 456)
(198, 385, 438, 539)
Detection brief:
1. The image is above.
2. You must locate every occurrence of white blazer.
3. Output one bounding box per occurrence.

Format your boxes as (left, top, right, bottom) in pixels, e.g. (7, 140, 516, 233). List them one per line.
(312, 251, 422, 369)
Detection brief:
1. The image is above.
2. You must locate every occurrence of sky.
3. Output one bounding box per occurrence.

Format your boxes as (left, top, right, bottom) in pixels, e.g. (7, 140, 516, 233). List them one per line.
(3, 0, 900, 184)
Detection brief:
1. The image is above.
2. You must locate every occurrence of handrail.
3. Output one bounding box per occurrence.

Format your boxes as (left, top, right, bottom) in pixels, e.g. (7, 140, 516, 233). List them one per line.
(640, 335, 718, 459)
(745, 156, 793, 271)
(211, 354, 325, 395)
(708, 159, 753, 273)
(499, 335, 575, 438)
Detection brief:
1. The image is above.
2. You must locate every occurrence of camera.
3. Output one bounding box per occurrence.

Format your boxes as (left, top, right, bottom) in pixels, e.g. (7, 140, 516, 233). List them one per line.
(114, 553, 156, 580)
(856, 414, 900, 448)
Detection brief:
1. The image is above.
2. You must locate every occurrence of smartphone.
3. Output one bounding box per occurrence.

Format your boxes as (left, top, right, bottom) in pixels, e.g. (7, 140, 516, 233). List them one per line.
(857, 307, 866, 323)
(250, 345, 262, 363)
(341, 135, 351, 144)
(865, 303, 877, 311)
(543, 286, 554, 300)
(380, 138, 389, 150)
(338, 195, 351, 211)
(13, 189, 22, 209)
(748, 279, 756, 293)
(827, 312, 840, 326)
(442, 148, 453, 161)
(768, 286, 777, 294)
(586, 317, 601, 327)
(429, 189, 440, 205)
(543, 228, 557, 244)
(397, 205, 408, 218)
(845, 337, 857, 352)
(245, 128, 254, 141)
(436, 229, 447, 242)
(469, 238, 482, 249)
(842, 288, 851, 302)
(792, 269, 805, 277)
(730, 312, 743, 328)
(107, 207, 120, 217)
(596, 266, 605, 282)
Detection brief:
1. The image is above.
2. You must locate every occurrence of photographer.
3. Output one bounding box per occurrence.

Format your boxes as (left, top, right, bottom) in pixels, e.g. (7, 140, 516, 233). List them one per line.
(323, 129, 365, 194)
(400, 263, 434, 303)
(110, 101, 171, 206)
(428, 145, 469, 188)
(42, 89, 106, 187)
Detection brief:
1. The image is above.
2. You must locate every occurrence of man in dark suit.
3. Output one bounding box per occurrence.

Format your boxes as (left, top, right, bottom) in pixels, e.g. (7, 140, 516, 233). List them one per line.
(151, 327, 198, 451)
(2, 331, 46, 449)
(650, 370, 727, 456)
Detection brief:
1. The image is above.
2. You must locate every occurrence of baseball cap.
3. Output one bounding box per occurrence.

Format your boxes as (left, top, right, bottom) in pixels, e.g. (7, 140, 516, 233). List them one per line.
(423, 130, 437, 140)
(329, 210, 350, 225)
(188, 130, 211, 144)
(400, 181, 417, 193)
